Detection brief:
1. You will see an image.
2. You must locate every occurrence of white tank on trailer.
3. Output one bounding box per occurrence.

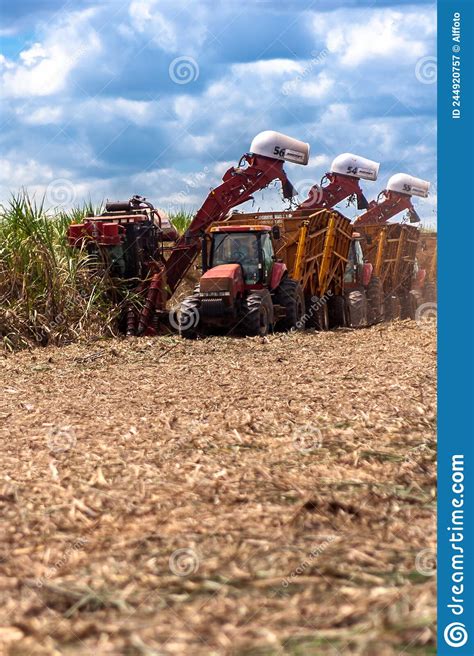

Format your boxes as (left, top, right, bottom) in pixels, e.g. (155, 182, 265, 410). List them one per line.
(331, 153, 380, 181)
(249, 131, 310, 165)
(387, 173, 430, 198)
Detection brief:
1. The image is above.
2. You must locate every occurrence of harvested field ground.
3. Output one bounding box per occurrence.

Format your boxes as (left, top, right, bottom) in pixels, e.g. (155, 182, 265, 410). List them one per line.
(0, 321, 437, 656)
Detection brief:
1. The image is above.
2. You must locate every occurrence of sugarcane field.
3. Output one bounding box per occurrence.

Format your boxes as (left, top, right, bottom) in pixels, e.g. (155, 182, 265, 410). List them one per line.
(1, 319, 436, 655)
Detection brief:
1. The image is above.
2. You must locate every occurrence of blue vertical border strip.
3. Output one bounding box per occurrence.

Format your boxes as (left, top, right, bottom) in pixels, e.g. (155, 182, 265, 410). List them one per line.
(438, 1, 474, 654)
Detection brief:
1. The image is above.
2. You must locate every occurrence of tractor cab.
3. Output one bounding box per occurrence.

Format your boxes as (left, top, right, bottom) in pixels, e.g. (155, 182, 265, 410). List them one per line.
(196, 225, 278, 324)
(206, 225, 275, 285)
(344, 233, 373, 288)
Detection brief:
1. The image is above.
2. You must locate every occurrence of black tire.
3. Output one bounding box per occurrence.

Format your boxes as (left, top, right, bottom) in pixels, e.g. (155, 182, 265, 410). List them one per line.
(345, 289, 368, 328)
(407, 289, 423, 319)
(178, 294, 200, 338)
(366, 276, 384, 325)
(274, 277, 305, 331)
(400, 289, 419, 320)
(305, 295, 329, 330)
(399, 290, 409, 319)
(424, 281, 436, 303)
(385, 293, 401, 321)
(242, 293, 270, 336)
(314, 300, 329, 331)
(328, 294, 346, 329)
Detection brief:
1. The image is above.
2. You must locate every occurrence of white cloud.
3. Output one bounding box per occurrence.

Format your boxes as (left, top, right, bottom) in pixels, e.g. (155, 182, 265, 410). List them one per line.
(128, 0, 177, 52)
(0, 157, 55, 187)
(1, 9, 101, 98)
(19, 105, 64, 125)
(307, 154, 331, 169)
(81, 97, 155, 126)
(313, 7, 435, 67)
(283, 72, 334, 100)
(233, 59, 303, 77)
(0, 54, 14, 70)
(19, 42, 47, 66)
(128, 0, 208, 54)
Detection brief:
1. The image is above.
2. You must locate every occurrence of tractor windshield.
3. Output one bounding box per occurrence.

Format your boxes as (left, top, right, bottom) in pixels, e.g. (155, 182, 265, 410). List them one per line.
(211, 232, 261, 284)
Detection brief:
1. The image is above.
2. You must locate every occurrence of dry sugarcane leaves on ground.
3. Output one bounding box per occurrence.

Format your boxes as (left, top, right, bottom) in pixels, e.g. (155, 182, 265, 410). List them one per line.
(0, 321, 436, 655)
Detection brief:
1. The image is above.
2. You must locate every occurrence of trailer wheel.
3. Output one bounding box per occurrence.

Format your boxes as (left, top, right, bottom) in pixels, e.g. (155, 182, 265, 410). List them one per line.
(274, 277, 305, 331)
(314, 300, 329, 331)
(345, 289, 368, 328)
(328, 294, 346, 329)
(178, 295, 200, 338)
(242, 293, 270, 336)
(366, 276, 384, 325)
(424, 281, 436, 303)
(305, 295, 329, 330)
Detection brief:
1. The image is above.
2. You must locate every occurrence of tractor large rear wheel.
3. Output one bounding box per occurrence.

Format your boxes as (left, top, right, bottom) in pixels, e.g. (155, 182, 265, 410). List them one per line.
(328, 294, 346, 328)
(274, 277, 305, 331)
(345, 289, 368, 328)
(366, 276, 384, 325)
(242, 293, 270, 337)
(178, 294, 200, 339)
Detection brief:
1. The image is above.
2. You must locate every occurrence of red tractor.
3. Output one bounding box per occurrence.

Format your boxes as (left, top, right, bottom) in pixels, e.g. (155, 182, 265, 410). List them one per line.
(178, 222, 304, 337)
(178, 208, 354, 338)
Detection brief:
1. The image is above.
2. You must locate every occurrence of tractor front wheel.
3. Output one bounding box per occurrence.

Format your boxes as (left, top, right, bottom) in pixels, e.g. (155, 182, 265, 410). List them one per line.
(242, 293, 270, 337)
(178, 295, 200, 338)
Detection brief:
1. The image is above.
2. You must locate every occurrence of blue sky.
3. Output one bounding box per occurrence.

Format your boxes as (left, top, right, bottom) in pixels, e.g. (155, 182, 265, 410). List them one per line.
(0, 0, 437, 225)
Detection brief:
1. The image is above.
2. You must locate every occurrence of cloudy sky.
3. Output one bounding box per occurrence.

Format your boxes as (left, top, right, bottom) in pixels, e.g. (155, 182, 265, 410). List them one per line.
(0, 0, 437, 225)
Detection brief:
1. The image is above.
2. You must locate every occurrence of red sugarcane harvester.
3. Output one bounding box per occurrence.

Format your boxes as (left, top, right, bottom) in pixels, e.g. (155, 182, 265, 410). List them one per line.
(67, 131, 310, 336)
(351, 173, 431, 319)
(353, 173, 430, 226)
(298, 152, 380, 211)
